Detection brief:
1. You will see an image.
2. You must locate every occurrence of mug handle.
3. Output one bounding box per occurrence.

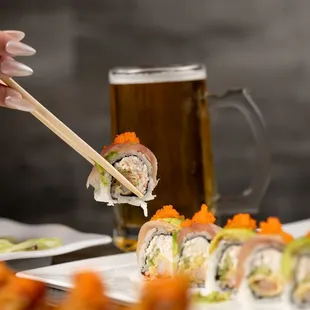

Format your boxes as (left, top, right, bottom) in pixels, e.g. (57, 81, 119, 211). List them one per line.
(207, 88, 271, 215)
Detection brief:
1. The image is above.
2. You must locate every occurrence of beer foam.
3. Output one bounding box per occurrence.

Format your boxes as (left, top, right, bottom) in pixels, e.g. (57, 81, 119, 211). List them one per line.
(109, 64, 207, 84)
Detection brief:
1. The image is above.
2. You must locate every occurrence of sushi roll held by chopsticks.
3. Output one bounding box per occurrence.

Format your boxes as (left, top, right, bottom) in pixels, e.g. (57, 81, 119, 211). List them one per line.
(235, 217, 294, 310)
(282, 232, 310, 310)
(136, 205, 184, 280)
(176, 204, 221, 287)
(206, 213, 257, 295)
(87, 132, 158, 216)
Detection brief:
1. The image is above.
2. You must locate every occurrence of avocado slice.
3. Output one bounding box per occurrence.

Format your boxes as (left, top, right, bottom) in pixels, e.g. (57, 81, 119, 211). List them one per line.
(282, 237, 310, 280)
(209, 229, 256, 254)
(104, 151, 119, 162)
(161, 217, 184, 227)
(95, 162, 105, 174)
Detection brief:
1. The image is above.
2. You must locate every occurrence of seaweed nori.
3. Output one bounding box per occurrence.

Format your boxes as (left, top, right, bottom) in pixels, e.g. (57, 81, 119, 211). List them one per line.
(247, 246, 283, 300)
(141, 229, 172, 274)
(215, 241, 242, 292)
(290, 253, 310, 308)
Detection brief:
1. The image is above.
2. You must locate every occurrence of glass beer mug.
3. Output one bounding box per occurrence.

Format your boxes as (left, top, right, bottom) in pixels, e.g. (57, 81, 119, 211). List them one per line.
(109, 64, 271, 251)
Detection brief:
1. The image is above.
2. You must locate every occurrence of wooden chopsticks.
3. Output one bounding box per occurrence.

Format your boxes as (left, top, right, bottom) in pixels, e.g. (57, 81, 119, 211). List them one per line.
(1, 78, 144, 199)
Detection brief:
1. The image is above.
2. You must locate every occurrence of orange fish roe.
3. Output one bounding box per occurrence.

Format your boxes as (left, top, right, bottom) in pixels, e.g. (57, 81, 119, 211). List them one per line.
(191, 204, 215, 224)
(259, 217, 294, 244)
(224, 213, 257, 230)
(151, 205, 183, 221)
(181, 219, 193, 228)
(113, 132, 140, 144)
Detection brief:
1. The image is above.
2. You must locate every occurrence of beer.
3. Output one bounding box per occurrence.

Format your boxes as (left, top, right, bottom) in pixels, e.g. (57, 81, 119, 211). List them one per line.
(109, 64, 270, 252)
(109, 65, 217, 251)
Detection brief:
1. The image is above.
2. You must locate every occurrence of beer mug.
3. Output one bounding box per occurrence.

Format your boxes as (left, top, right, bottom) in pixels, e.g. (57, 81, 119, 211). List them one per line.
(109, 64, 271, 251)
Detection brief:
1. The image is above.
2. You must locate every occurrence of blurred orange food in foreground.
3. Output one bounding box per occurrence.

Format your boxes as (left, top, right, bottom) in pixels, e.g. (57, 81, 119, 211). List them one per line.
(0, 262, 111, 310)
(57, 271, 109, 310)
(135, 275, 190, 310)
(0, 261, 190, 310)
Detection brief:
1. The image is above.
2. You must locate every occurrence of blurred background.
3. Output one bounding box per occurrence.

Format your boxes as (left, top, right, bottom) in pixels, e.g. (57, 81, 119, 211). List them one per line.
(1, 0, 310, 236)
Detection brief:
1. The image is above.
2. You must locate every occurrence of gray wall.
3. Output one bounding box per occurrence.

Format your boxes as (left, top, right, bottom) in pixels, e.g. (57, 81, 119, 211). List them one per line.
(0, 0, 309, 235)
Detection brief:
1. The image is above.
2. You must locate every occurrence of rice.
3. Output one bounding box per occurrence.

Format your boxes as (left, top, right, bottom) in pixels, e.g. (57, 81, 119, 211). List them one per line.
(139, 228, 174, 279)
(177, 233, 211, 287)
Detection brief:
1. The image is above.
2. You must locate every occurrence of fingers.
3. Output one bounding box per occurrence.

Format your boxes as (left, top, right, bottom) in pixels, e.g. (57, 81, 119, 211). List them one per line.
(0, 30, 35, 78)
(0, 83, 33, 112)
(2, 30, 25, 41)
(0, 30, 36, 57)
(3, 30, 25, 41)
(0, 30, 35, 112)
(0, 55, 33, 78)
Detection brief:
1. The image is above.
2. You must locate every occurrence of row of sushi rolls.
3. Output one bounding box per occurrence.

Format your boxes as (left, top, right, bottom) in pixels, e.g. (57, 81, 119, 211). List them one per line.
(87, 132, 309, 309)
(0, 132, 307, 309)
(137, 204, 310, 309)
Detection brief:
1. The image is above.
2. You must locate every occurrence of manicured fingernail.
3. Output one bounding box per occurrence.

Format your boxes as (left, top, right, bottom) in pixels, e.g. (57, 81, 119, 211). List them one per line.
(5, 89, 33, 112)
(5, 40, 36, 56)
(3, 30, 25, 41)
(1, 59, 33, 77)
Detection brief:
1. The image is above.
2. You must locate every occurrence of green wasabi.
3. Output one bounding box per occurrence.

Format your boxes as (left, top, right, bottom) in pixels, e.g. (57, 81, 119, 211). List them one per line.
(192, 291, 231, 303)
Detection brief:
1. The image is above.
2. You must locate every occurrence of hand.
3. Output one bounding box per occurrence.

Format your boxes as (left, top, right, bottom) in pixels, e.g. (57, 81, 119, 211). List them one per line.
(0, 30, 35, 112)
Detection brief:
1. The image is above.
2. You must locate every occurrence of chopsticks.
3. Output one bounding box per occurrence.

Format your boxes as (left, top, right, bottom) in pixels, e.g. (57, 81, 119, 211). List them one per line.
(1, 78, 144, 199)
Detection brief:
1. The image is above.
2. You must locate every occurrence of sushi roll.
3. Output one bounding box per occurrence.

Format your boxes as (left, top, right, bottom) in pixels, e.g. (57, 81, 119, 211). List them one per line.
(86, 132, 158, 216)
(176, 204, 221, 287)
(205, 213, 257, 294)
(282, 232, 310, 309)
(235, 217, 294, 310)
(136, 205, 184, 279)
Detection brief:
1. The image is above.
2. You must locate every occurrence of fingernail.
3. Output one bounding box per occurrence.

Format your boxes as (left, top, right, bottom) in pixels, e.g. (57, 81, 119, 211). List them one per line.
(1, 59, 33, 77)
(5, 40, 36, 56)
(5, 89, 33, 112)
(3, 30, 25, 41)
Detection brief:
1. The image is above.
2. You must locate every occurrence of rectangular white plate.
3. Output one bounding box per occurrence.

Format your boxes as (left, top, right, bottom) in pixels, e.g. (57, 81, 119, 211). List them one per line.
(0, 217, 112, 261)
(17, 218, 310, 306)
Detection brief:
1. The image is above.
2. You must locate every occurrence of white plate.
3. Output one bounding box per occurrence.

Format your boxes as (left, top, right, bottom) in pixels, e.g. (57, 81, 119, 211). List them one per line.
(18, 252, 140, 303)
(17, 218, 310, 307)
(0, 217, 112, 261)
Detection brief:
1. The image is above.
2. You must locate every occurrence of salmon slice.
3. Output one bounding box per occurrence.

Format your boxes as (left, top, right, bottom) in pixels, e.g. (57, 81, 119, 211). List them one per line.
(235, 235, 284, 288)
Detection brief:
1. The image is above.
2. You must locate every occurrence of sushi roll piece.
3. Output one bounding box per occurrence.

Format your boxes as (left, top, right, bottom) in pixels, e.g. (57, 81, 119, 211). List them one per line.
(176, 204, 221, 287)
(282, 232, 310, 309)
(205, 213, 257, 295)
(235, 217, 294, 310)
(86, 132, 158, 216)
(136, 205, 184, 279)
